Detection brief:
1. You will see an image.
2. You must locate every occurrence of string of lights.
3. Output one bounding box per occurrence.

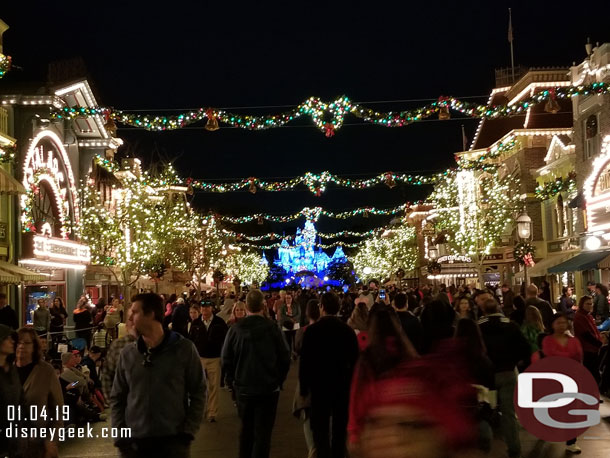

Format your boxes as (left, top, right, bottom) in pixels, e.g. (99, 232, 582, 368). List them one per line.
(50, 83, 608, 136)
(217, 203, 418, 224)
(222, 227, 386, 242)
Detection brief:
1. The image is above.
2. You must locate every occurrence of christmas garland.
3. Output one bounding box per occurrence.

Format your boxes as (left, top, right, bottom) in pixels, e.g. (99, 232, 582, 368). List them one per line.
(0, 144, 16, 163)
(513, 242, 535, 265)
(235, 239, 364, 250)
(0, 54, 11, 79)
(217, 202, 424, 224)
(223, 226, 386, 242)
(50, 83, 608, 136)
(456, 136, 519, 169)
(535, 172, 576, 200)
(185, 169, 446, 195)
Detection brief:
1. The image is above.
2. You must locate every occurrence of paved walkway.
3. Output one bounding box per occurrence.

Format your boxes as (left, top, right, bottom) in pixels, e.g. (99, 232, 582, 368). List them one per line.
(59, 362, 610, 457)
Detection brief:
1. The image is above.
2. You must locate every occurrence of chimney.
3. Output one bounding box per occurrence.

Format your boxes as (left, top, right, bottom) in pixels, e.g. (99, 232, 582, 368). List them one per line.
(0, 19, 9, 54)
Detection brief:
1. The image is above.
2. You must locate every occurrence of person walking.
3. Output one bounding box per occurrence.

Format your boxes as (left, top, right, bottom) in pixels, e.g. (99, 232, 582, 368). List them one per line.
(558, 286, 575, 319)
(0, 324, 20, 458)
(33, 298, 51, 337)
(0, 293, 18, 329)
(73, 296, 93, 348)
(478, 298, 531, 458)
(521, 305, 546, 354)
(525, 284, 554, 333)
(101, 318, 137, 401)
(222, 289, 290, 458)
(278, 292, 301, 356)
(299, 292, 359, 458)
(190, 302, 228, 423)
(541, 313, 584, 453)
(110, 293, 205, 458)
(49, 297, 67, 347)
(573, 295, 604, 385)
(392, 292, 424, 354)
(594, 283, 610, 322)
(15, 327, 63, 458)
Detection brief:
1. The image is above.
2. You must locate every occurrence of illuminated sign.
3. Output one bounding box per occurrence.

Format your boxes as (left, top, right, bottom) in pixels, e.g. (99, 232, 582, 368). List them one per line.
(437, 255, 472, 264)
(22, 233, 90, 266)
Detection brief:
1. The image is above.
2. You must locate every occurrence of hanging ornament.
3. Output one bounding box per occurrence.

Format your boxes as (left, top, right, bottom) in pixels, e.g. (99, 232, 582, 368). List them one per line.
(248, 178, 257, 194)
(324, 123, 335, 138)
(185, 177, 194, 195)
(270, 233, 276, 241)
(363, 210, 370, 218)
(104, 111, 118, 136)
(438, 105, 451, 120)
(544, 89, 561, 114)
(385, 172, 396, 189)
(205, 109, 220, 131)
(315, 186, 322, 197)
(257, 216, 264, 225)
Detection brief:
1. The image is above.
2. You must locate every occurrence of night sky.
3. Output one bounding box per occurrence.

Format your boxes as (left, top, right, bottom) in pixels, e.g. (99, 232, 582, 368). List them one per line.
(2, 1, 609, 242)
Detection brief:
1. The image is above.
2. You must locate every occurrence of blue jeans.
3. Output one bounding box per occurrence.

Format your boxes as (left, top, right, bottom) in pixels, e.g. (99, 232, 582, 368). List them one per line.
(495, 370, 521, 458)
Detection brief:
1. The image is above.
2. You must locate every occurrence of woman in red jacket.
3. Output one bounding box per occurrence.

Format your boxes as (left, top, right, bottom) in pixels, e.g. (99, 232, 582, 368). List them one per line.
(573, 296, 604, 384)
(541, 313, 584, 454)
(348, 307, 475, 458)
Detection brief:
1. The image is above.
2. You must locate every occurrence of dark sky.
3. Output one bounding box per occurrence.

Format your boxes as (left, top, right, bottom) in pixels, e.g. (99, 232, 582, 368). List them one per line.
(2, 0, 608, 242)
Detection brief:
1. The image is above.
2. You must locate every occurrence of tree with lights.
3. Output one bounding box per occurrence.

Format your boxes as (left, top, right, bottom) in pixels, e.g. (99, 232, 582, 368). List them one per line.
(430, 169, 521, 285)
(224, 250, 270, 287)
(78, 171, 161, 300)
(352, 225, 417, 282)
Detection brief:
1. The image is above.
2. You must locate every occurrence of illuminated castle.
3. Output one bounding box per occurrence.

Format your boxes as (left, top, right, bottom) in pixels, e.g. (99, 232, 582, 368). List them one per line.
(270, 220, 347, 275)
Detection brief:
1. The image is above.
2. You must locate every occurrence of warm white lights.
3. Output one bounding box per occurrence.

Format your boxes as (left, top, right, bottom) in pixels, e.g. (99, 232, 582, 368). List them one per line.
(585, 235, 602, 251)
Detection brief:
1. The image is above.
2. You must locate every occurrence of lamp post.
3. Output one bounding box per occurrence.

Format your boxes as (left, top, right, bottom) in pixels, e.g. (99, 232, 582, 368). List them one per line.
(516, 210, 532, 286)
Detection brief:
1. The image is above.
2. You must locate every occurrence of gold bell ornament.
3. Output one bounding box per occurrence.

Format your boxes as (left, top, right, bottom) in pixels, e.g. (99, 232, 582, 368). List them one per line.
(438, 105, 451, 120)
(205, 109, 220, 131)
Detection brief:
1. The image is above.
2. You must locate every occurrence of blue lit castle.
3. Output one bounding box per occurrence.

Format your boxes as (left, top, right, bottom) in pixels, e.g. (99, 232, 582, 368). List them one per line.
(266, 220, 348, 277)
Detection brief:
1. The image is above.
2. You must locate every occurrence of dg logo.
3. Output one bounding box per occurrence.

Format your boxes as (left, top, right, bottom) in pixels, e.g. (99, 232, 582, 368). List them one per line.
(514, 356, 600, 442)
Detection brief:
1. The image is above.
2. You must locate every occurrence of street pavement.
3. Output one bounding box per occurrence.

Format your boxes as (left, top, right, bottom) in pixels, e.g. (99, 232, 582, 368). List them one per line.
(59, 362, 610, 458)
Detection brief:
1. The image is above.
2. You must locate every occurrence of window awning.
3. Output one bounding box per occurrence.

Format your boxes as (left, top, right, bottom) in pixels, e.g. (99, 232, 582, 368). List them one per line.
(548, 251, 610, 273)
(0, 167, 26, 195)
(0, 261, 47, 282)
(0, 269, 19, 284)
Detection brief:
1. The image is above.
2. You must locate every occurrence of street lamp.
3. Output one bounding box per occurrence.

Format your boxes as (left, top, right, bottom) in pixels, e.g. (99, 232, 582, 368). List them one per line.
(428, 245, 439, 260)
(516, 210, 532, 285)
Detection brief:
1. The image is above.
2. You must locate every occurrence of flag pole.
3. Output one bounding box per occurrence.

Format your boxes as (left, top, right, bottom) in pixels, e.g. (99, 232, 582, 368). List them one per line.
(509, 8, 515, 83)
(461, 124, 467, 151)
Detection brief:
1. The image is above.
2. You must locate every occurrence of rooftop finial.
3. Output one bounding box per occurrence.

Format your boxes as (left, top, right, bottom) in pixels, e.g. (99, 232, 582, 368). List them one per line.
(585, 37, 593, 57)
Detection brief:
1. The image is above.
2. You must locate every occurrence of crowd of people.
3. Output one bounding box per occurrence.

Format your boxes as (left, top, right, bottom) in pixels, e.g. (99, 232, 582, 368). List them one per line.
(0, 280, 609, 458)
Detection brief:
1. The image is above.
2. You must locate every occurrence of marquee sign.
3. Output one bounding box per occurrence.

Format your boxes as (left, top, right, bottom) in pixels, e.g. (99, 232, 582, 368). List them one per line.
(584, 135, 610, 233)
(437, 255, 472, 264)
(21, 129, 79, 239)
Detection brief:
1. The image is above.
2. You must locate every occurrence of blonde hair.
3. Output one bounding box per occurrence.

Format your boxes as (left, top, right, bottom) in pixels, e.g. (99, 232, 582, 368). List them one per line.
(231, 301, 247, 321)
(524, 305, 545, 333)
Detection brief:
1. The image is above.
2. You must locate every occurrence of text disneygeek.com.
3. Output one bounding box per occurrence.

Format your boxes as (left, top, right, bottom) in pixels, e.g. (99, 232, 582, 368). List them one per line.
(1, 424, 131, 441)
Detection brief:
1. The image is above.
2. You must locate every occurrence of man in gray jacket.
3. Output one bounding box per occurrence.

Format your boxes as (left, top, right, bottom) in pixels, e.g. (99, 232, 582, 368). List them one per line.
(111, 293, 206, 458)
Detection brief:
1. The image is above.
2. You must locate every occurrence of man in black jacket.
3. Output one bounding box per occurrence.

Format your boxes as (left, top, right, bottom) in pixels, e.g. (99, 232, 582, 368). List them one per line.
(478, 298, 530, 458)
(189, 302, 228, 422)
(392, 292, 424, 354)
(222, 290, 290, 458)
(299, 292, 359, 458)
(524, 284, 554, 332)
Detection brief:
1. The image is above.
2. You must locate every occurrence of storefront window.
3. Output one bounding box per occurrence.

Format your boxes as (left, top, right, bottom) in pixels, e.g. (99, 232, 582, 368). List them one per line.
(24, 284, 65, 325)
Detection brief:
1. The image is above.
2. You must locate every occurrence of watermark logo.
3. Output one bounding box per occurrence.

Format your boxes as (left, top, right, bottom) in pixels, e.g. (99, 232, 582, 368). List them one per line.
(514, 356, 600, 441)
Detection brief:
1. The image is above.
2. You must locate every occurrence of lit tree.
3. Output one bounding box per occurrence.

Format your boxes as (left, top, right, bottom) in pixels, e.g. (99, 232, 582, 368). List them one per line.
(175, 214, 226, 298)
(79, 172, 160, 299)
(352, 225, 417, 281)
(225, 250, 270, 286)
(430, 169, 521, 283)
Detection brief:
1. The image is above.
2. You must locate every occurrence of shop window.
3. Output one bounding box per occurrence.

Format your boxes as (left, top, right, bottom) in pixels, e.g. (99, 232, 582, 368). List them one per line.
(585, 114, 600, 159)
(556, 194, 566, 238)
(24, 284, 65, 326)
